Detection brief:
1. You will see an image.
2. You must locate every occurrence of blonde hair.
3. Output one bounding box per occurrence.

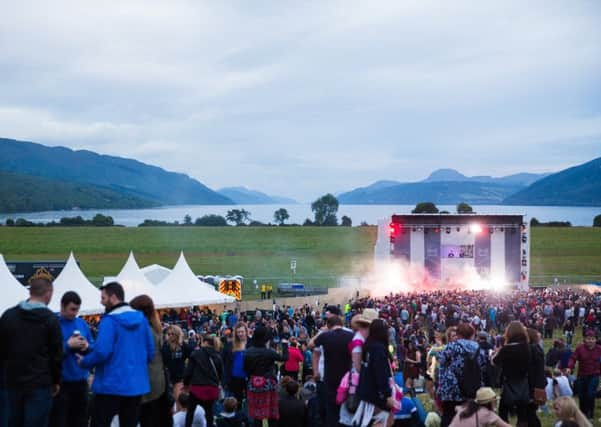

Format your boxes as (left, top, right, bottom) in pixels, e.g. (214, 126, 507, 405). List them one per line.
(166, 325, 184, 351)
(554, 396, 592, 427)
(233, 322, 249, 352)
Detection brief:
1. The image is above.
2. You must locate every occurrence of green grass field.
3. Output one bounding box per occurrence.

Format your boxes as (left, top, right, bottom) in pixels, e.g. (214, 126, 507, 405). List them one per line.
(0, 226, 377, 294)
(0, 226, 600, 296)
(530, 227, 601, 284)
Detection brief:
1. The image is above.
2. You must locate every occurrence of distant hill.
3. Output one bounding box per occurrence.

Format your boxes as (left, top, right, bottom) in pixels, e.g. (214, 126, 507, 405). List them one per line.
(0, 170, 157, 213)
(218, 187, 297, 204)
(338, 169, 547, 205)
(504, 157, 601, 206)
(338, 180, 522, 204)
(0, 138, 233, 208)
(423, 168, 548, 186)
(423, 168, 468, 182)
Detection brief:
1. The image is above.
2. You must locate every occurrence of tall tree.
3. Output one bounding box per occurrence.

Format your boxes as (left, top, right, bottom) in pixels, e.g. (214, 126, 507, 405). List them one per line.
(311, 193, 339, 226)
(92, 214, 114, 226)
(273, 208, 290, 226)
(411, 202, 439, 214)
(195, 214, 228, 226)
(341, 215, 352, 226)
(593, 214, 601, 227)
(226, 209, 251, 226)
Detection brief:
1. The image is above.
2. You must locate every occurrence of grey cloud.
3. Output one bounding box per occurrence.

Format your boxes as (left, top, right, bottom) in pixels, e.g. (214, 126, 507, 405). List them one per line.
(0, 0, 600, 200)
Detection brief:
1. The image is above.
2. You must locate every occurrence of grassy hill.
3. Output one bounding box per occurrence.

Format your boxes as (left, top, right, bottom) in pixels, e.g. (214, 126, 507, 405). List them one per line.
(504, 157, 601, 206)
(0, 170, 157, 213)
(0, 137, 233, 207)
(0, 227, 599, 296)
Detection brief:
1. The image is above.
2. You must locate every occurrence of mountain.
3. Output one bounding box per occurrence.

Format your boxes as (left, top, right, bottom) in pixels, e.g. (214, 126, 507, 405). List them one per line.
(0, 170, 157, 213)
(423, 168, 468, 182)
(338, 180, 522, 204)
(504, 157, 601, 206)
(338, 168, 547, 205)
(424, 168, 548, 186)
(218, 186, 297, 204)
(0, 138, 233, 207)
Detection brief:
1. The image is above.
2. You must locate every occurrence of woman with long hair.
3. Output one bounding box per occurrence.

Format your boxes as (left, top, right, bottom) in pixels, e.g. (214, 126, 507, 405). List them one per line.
(491, 320, 530, 427)
(130, 294, 172, 427)
(353, 319, 398, 427)
(339, 309, 377, 426)
(449, 387, 511, 427)
(223, 322, 249, 403)
(183, 334, 223, 427)
(553, 396, 592, 427)
(161, 324, 192, 411)
(403, 340, 421, 392)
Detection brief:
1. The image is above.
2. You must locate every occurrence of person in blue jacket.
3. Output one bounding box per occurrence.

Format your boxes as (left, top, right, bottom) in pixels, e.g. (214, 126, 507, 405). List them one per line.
(49, 291, 94, 427)
(78, 282, 155, 427)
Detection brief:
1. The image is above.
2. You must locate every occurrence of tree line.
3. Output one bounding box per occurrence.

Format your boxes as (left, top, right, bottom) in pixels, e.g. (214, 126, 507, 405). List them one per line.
(2, 214, 116, 227)
(3, 198, 599, 227)
(139, 194, 353, 227)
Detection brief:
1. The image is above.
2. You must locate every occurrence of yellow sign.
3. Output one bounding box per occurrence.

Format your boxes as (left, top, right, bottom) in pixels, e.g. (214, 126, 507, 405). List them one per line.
(219, 279, 241, 300)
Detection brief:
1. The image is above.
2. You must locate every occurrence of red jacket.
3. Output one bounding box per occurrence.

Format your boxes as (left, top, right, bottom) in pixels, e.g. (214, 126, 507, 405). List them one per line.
(568, 344, 601, 377)
(284, 346, 304, 373)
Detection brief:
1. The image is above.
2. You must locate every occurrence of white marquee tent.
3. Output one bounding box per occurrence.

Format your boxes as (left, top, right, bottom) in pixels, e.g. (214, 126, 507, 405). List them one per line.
(111, 252, 159, 301)
(153, 252, 235, 308)
(48, 252, 103, 315)
(0, 253, 29, 314)
(141, 264, 171, 285)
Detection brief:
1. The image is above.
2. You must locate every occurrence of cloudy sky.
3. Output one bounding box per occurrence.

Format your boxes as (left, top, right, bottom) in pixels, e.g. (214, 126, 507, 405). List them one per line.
(1, 1, 600, 201)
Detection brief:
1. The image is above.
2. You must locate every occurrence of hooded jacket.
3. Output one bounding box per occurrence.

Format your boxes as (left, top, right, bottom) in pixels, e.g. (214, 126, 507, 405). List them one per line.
(0, 300, 63, 390)
(80, 303, 155, 396)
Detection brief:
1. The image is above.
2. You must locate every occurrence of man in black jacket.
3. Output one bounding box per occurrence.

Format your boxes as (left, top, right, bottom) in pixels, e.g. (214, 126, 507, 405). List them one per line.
(0, 272, 63, 427)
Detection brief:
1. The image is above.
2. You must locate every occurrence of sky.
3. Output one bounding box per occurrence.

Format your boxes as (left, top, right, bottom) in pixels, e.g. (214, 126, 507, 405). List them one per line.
(1, 0, 600, 202)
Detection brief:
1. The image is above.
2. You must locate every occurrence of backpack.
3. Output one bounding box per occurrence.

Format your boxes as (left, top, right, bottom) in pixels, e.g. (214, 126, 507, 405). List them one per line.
(459, 345, 481, 399)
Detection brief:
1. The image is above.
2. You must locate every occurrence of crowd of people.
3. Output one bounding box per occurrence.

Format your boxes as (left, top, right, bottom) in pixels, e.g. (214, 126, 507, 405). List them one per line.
(2, 270, 601, 427)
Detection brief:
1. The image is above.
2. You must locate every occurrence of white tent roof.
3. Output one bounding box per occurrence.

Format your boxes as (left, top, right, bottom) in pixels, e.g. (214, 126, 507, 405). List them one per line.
(141, 264, 171, 285)
(0, 254, 29, 314)
(153, 252, 235, 308)
(114, 252, 159, 301)
(48, 252, 103, 315)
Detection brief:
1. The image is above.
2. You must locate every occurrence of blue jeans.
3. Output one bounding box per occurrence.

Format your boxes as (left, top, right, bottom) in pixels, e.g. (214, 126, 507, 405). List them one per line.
(4, 386, 53, 427)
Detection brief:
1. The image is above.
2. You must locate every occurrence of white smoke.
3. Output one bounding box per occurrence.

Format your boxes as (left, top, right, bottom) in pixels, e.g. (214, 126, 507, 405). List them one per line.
(362, 258, 509, 297)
